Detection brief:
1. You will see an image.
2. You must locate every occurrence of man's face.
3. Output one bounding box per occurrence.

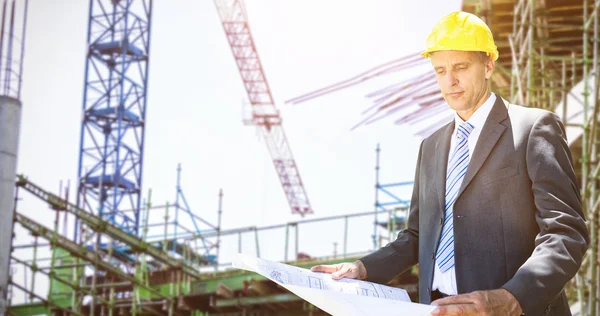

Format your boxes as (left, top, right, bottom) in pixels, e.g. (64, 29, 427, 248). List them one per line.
(430, 50, 494, 120)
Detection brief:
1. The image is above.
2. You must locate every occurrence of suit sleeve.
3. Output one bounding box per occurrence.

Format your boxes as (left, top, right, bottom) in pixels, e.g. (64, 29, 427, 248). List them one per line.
(358, 140, 423, 284)
(501, 112, 589, 316)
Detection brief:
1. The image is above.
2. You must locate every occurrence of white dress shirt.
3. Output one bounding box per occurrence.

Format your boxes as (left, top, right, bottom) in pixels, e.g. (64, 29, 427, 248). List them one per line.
(431, 93, 497, 295)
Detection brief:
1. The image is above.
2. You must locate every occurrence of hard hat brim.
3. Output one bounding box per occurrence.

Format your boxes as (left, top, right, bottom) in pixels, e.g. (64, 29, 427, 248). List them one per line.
(420, 49, 498, 61)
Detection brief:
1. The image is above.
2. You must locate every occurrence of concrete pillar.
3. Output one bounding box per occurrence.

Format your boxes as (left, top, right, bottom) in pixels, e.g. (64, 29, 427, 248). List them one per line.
(0, 95, 21, 314)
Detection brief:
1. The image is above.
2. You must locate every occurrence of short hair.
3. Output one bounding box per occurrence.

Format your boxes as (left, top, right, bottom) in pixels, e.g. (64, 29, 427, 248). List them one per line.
(478, 51, 492, 64)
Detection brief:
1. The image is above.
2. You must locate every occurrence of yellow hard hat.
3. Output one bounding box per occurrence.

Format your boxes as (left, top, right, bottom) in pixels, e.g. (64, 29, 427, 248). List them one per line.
(421, 11, 498, 61)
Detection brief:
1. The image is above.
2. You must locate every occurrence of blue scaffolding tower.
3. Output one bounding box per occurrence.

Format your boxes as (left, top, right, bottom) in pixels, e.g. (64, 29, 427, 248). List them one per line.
(75, 0, 153, 238)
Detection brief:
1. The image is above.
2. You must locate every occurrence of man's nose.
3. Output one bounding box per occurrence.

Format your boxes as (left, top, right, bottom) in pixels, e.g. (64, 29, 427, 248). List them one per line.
(443, 72, 458, 88)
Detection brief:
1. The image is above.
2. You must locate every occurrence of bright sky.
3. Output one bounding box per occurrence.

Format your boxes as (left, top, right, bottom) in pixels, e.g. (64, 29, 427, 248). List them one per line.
(11, 0, 463, 302)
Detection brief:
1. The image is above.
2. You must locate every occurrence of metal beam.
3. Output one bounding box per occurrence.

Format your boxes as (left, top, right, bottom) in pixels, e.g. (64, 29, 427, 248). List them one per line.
(213, 293, 301, 308)
(13, 212, 176, 307)
(15, 175, 203, 279)
(8, 282, 84, 316)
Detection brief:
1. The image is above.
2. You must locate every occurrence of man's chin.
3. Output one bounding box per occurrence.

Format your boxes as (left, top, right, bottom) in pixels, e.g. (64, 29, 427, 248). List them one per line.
(446, 102, 466, 112)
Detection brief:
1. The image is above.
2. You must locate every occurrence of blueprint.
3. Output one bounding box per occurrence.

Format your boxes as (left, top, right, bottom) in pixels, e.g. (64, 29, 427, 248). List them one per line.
(232, 253, 436, 316)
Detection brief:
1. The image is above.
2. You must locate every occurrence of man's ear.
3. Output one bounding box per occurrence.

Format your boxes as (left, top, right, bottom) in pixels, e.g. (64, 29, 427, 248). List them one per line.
(485, 58, 495, 80)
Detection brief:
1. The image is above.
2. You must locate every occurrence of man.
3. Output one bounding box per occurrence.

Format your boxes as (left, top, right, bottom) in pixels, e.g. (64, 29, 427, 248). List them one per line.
(311, 11, 589, 316)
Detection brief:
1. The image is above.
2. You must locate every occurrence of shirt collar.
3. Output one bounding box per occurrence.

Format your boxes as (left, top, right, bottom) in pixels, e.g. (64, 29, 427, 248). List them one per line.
(453, 93, 496, 132)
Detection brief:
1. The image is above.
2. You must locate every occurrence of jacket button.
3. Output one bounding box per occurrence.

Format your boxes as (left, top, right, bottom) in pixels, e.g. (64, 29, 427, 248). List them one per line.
(432, 253, 435, 259)
(440, 217, 444, 225)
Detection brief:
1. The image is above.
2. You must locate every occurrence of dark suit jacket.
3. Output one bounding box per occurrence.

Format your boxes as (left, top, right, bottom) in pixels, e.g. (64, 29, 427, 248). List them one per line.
(360, 94, 589, 315)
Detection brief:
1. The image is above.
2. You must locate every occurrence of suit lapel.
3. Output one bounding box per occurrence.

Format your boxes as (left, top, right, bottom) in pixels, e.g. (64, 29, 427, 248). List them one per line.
(434, 121, 454, 218)
(455, 95, 509, 201)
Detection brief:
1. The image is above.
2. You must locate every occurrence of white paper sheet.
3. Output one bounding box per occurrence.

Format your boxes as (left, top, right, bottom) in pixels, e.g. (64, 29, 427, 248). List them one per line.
(232, 253, 436, 316)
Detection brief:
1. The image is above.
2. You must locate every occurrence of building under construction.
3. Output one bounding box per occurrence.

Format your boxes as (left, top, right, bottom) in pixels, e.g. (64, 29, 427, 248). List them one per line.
(2, 0, 600, 315)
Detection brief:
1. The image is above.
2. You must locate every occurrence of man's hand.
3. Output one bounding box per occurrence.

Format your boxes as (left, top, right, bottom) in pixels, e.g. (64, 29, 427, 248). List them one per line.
(430, 289, 522, 316)
(310, 260, 367, 280)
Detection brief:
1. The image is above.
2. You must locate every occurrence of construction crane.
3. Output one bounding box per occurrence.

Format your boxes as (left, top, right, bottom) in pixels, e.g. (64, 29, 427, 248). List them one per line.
(213, 0, 313, 216)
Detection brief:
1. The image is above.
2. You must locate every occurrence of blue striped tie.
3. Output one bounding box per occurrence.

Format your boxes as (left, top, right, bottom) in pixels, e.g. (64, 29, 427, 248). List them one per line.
(436, 122, 474, 273)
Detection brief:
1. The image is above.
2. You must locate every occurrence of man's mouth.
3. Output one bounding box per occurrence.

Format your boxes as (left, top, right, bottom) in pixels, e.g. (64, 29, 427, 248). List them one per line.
(448, 92, 464, 98)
